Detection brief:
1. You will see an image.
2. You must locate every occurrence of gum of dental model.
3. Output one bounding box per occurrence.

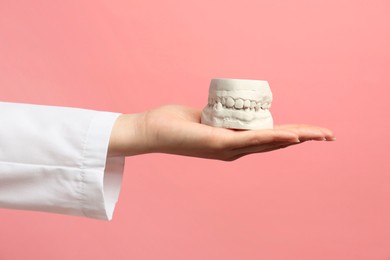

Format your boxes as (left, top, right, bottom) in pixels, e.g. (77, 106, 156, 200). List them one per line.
(201, 78, 273, 130)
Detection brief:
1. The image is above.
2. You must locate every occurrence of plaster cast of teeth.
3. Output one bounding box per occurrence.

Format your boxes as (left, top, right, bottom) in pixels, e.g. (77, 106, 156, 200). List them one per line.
(201, 78, 273, 130)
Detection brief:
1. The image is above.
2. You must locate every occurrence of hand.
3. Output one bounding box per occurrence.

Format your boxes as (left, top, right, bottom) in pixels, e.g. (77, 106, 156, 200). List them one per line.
(108, 105, 335, 161)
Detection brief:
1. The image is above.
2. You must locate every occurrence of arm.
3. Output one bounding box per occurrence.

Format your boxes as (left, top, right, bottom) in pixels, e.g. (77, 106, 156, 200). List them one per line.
(108, 105, 335, 161)
(0, 102, 334, 220)
(0, 102, 124, 220)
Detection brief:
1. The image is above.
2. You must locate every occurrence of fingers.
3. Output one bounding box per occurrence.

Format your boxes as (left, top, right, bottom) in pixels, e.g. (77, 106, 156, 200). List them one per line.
(221, 128, 300, 149)
(211, 124, 335, 161)
(275, 124, 336, 141)
(221, 125, 335, 151)
(227, 141, 302, 161)
(232, 140, 301, 154)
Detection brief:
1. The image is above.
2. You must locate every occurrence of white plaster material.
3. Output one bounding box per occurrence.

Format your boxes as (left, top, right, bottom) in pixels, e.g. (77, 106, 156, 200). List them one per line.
(201, 78, 273, 130)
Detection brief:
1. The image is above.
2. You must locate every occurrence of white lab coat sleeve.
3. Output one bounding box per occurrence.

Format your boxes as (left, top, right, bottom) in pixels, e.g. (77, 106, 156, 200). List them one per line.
(0, 102, 125, 220)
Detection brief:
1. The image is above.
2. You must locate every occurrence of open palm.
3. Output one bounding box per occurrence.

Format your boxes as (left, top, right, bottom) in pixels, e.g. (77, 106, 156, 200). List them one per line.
(121, 105, 335, 161)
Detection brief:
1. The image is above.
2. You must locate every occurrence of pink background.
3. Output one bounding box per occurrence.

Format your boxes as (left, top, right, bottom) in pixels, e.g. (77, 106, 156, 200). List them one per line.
(1, 0, 390, 259)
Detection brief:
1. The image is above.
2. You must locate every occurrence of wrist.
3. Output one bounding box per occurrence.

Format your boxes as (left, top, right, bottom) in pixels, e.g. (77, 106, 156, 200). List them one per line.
(107, 113, 149, 157)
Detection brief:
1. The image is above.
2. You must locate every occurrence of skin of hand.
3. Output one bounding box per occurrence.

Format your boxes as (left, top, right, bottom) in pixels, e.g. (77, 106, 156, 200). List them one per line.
(108, 105, 335, 161)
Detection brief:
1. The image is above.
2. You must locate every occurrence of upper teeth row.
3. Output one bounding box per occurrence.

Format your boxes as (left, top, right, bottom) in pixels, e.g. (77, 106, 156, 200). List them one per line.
(208, 97, 271, 110)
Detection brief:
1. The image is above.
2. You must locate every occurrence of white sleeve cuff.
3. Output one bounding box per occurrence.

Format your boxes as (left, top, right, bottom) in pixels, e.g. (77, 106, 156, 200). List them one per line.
(0, 102, 125, 220)
(79, 112, 125, 220)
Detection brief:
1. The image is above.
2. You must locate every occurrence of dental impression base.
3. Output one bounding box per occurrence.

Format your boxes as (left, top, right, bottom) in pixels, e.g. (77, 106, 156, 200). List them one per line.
(201, 78, 273, 130)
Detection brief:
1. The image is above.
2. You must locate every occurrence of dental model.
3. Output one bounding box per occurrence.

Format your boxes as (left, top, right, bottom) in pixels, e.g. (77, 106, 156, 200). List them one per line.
(201, 78, 273, 130)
